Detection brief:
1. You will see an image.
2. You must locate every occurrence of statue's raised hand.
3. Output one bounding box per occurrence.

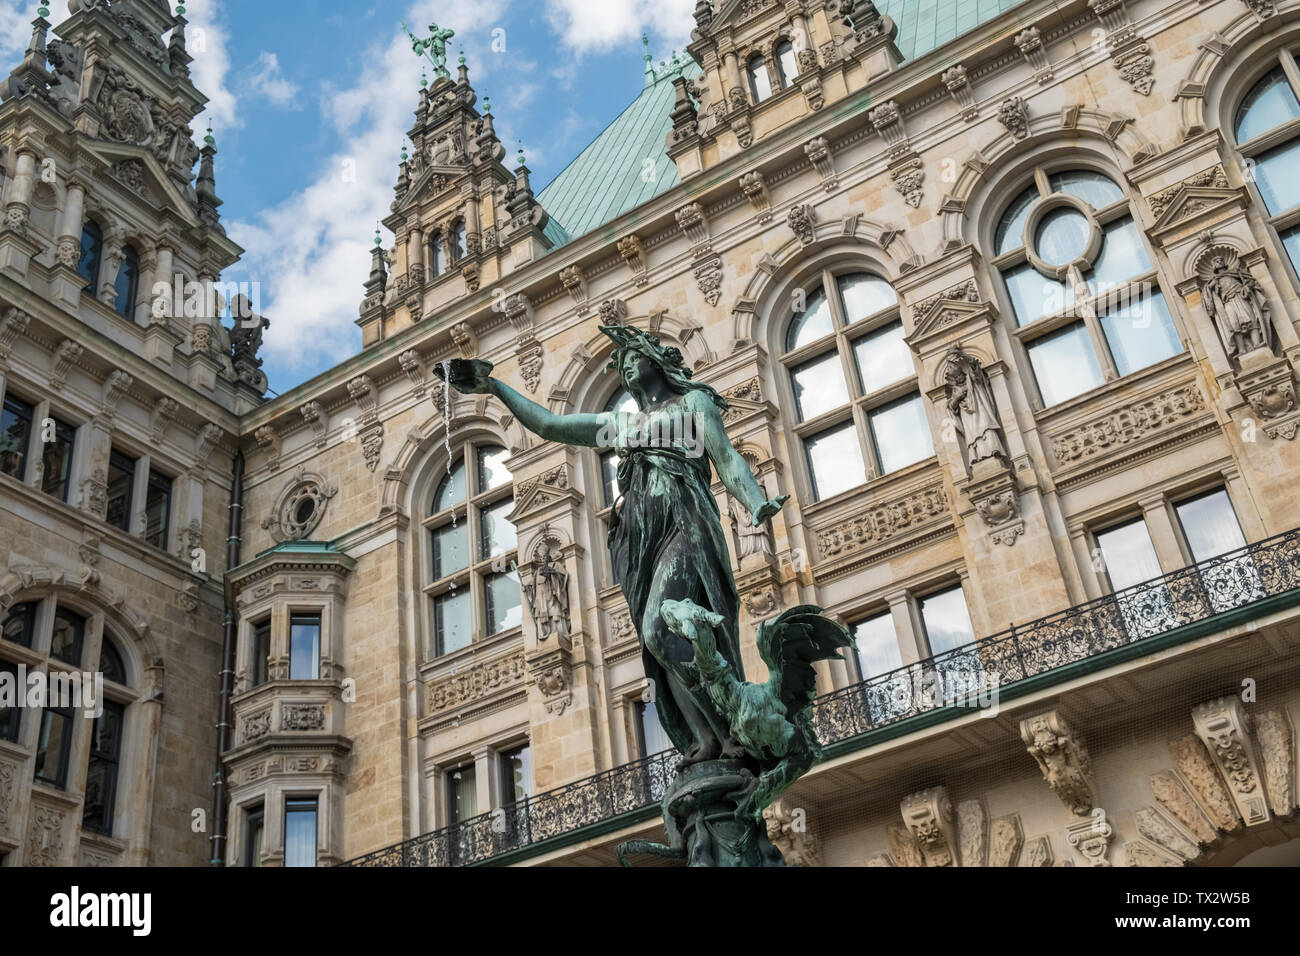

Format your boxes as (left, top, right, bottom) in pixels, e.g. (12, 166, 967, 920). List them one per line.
(752, 495, 789, 527)
(434, 358, 495, 395)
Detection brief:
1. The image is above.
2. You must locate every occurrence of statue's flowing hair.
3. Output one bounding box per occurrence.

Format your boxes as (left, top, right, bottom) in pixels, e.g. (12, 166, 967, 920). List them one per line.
(599, 323, 729, 412)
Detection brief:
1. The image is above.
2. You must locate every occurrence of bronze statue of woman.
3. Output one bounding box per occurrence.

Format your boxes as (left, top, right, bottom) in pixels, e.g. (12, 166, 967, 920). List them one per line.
(438, 323, 787, 768)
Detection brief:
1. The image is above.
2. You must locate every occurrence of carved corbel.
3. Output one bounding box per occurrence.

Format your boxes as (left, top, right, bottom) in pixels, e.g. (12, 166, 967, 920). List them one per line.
(398, 349, 426, 396)
(255, 425, 281, 471)
(1065, 809, 1114, 866)
(1088, 0, 1155, 96)
(1191, 697, 1271, 826)
(451, 321, 477, 358)
(675, 201, 711, 257)
(100, 370, 133, 419)
(301, 400, 328, 448)
(0, 308, 31, 362)
(150, 397, 178, 444)
(617, 234, 648, 286)
(50, 340, 83, 390)
(740, 171, 772, 224)
(1020, 710, 1096, 815)
(1014, 27, 1053, 84)
(693, 255, 724, 308)
(762, 801, 822, 866)
(804, 136, 837, 190)
(559, 265, 589, 314)
(195, 423, 222, 461)
(942, 64, 979, 122)
(525, 643, 572, 716)
(900, 787, 958, 866)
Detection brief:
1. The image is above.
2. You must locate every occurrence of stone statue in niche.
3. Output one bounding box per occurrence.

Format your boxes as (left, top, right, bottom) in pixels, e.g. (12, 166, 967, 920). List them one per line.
(1198, 252, 1274, 363)
(729, 494, 774, 559)
(944, 347, 1008, 473)
(524, 539, 571, 642)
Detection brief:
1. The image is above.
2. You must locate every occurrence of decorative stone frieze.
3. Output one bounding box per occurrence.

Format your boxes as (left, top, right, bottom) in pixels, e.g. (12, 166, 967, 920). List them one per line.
(25, 803, 70, 867)
(1253, 709, 1295, 816)
(1050, 384, 1207, 465)
(887, 823, 924, 867)
(957, 798, 988, 867)
(1134, 806, 1198, 861)
(1169, 734, 1242, 833)
(1148, 165, 1231, 223)
(814, 482, 949, 561)
(988, 814, 1024, 867)
(1020, 710, 1095, 815)
(900, 786, 957, 867)
(428, 650, 526, 713)
(1191, 697, 1271, 826)
(1148, 770, 1218, 846)
(1021, 835, 1053, 867)
(910, 279, 983, 339)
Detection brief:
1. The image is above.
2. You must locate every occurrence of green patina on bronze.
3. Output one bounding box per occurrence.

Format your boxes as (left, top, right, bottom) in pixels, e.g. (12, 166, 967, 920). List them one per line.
(436, 325, 850, 867)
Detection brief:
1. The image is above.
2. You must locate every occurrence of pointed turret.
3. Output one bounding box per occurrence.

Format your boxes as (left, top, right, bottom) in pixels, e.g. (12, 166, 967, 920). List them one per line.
(196, 125, 225, 233)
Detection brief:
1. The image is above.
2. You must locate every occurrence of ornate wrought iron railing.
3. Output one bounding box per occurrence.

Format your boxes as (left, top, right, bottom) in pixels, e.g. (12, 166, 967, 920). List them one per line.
(343, 528, 1300, 867)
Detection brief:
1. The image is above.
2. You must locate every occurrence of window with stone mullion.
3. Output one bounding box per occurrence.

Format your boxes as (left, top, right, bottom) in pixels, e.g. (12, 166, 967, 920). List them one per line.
(1234, 49, 1300, 280)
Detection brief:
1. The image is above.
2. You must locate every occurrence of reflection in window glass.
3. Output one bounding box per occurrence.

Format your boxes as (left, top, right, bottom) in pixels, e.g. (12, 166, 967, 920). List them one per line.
(805, 423, 866, 501)
(432, 523, 469, 578)
(484, 570, 522, 635)
(790, 352, 849, 421)
(1283, 224, 1300, 275)
(1027, 323, 1104, 407)
(600, 390, 638, 506)
(478, 498, 517, 561)
(477, 445, 511, 492)
(785, 287, 833, 350)
(34, 706, 73, 787)
(0, 661, 20, 741)
(434, 461, 467, 512)
(435, 589, 472, 655)
(852, 612, 901, 680)
(775, 41, 798, 87)
(1235, 68, 1300, 143)
(1034, 207, 1090, 266)
(1048, 170, 1123, 207)
(41, 418, 76, 502)
(1251, 141, 1300, 215)
(106, 450, 135, 532)
(0, 394, 33, 481)
(78, 221, 103, 293)
(99, 636, 127, 686)
(996, 187, 1037, 255)
(1003, 262, 1071, 326)
(747, 55, 771, 102)
(838, 273, 896, 322)
(289, 614, 321, 680)
(500, 744, 533, 803)
(284, 799, 318, 868)
(1100, 289, 1182, 377)
(1087, 217, 1150, 292)
(919, 586, 976, 655)
(51, 608, 85, 666)
(638, 700, 674, 756)
(2, 602, 35, 648)
(252, 618, 271, 687)
(144, 469, 172, 549)
(868, 394, 934, 475)
(852, 322, 911, 394)
(244, 806, 264, 868)
(1175, 490, 1246, 562)
(1096, 519, 1162, 591)
(113, 245, 140, 318)
(448, 765, 477, 822)
(82, 701, 124, 836)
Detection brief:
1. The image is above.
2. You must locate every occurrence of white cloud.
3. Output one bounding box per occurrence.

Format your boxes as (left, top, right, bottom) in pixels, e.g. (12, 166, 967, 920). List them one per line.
(226, 0, 511, 380)
(543, 0, 695, 56)
(244, 51, 298, 107)
(184, 0, 239, 135)
(1, 2, 70, 63)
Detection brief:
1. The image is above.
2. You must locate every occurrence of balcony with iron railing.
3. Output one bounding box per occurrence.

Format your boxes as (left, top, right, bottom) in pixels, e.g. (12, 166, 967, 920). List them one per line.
(341, 528, 1300, 867)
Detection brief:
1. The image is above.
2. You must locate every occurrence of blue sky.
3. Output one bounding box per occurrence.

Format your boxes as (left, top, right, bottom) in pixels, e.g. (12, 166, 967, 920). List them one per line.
(2, 0, 699, 394)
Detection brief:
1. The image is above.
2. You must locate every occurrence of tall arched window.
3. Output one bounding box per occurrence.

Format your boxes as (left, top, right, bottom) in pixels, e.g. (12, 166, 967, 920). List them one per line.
(747, 54, 772, 103)
(992, 168, 1182, 408)
(775, 40, 798, 89)
(77, 221, 103, 294)
(114, 243, 140, 318)
(83, 633, 129, 836)
(424, 442, 520, 658)
(452, 220, 467, 262)
(781, 271, 930, 501)
(1234, 53, 1300, 278)
(429, 231, 447, 278)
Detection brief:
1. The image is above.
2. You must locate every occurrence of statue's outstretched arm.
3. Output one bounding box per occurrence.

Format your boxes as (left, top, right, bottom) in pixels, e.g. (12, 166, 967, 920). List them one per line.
(437, 359, 608, 447)
(690, 390, 788, 526)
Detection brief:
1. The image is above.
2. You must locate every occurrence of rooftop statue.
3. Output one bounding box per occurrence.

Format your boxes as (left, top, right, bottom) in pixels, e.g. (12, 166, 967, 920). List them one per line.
(436, 321, 851, 866)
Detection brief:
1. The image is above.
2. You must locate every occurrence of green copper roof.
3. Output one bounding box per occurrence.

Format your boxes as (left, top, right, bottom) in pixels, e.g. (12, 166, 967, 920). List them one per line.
(536, 1, 1027, 245)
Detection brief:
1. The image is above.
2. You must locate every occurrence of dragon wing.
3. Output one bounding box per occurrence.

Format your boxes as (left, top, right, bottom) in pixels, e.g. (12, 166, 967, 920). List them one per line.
(756, 605, 855, 717)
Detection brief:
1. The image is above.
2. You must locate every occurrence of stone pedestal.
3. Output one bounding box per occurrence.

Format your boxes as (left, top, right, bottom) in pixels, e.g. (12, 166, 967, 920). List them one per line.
(616, 759, 787, 867)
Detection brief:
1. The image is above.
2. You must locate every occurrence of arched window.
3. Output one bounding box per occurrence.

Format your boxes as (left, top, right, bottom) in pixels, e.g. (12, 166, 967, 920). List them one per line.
(775, 40, 798, 89)
(1233, 54, 1300, 278)
(429, 231, 447, 278)
(747, 54, 772, 103)
(0, 599, 135, 842)
(77, 220, 103, 294)
(113, 243, 140, 318)
(599, 387, 637, 508)
(424, 442, 520, 658)
(452, 220, 467, 262)
(992, 167, 1182, 408)
(781, 271, 929, 501)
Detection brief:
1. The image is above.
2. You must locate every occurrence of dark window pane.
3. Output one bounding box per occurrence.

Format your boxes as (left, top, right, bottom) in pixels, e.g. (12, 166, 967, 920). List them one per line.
(500, 744, 532, 804)
(77, 222, 103, 293)
(34, 706, 73, 788)
(114, 245, 140, 318)
(99, 635, 127, 686)
(144, 469, 172, 549)
(0, 394, 34, 481)
(0, 661, 21, 741)
(452, 221, 467, 261)
(1027, 322, 1104, 406)
(1235, 68, 1300, 143)
(284, 799, 317, 867)
(244, 806, 264, 867)
(289, 614, 320, 680)
(805, 422, 866, 501)
(40, 418, 76, 502)
(2, 602, 36, 648)
(252, 619, 271, 687)
(81, 701, 124, 836)
(105, 450, 135, 532)
(434, 589, 472, 656)
(50, 608, 86, 666)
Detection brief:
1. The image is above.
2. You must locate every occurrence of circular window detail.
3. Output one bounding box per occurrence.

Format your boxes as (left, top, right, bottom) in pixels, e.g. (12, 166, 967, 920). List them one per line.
(265, 467, 338, 542)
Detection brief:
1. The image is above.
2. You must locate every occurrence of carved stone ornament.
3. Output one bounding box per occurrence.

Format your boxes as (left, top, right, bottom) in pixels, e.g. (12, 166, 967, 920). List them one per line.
(1051, 383, 1206, 464)
(694, 255, 724, 307)
(429, 651, 526, 713)
(815, 482, 948, 560)
(762, 800, 822, 866)
(617, 234, 648, 286)
(262, 466, 339, 542)
(526, 644, 572, 716)
(788, 203, 817, 245)
(523, 531, 571, 642)
(1195, 246, 1275, 363)
(998, 96, 1031, 140)
(900, 786, 958, 867)
(1065, 809, 1114, 866)
(1020, 710, 1096, 815)
(1191, 696, 1271, 826)
(942, 64, 979, 122)
(740, 171, 772, 223)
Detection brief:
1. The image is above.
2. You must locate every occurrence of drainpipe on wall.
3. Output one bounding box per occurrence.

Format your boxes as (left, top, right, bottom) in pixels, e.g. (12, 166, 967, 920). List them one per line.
(210, 449, 244, 866)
